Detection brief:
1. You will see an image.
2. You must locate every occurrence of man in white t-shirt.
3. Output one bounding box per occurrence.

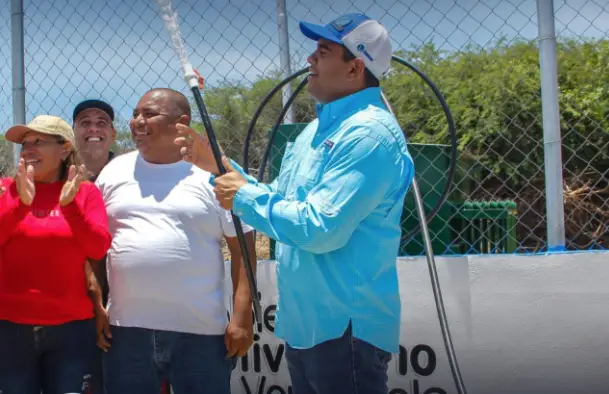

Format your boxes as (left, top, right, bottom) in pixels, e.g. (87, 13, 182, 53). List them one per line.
(95, 87, 256, 394)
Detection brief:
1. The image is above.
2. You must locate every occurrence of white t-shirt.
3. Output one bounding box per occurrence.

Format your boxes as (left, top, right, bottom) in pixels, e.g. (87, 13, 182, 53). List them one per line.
(95, 151, 251, 335)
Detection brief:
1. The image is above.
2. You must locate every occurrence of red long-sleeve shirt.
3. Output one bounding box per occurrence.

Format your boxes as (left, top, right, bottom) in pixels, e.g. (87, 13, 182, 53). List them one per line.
(0, 177, 111, 325)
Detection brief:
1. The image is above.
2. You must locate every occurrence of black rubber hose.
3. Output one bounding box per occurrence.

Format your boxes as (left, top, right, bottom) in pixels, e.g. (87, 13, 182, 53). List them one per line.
(382, 92, 467, 394)
(241, 56, 465, 394)
(242, 67, 310, 175)
(189, 86, 262, 330)
(243, 57, 458, 243)
(257, 76, 310, 182)
(390, 56, 458, 242)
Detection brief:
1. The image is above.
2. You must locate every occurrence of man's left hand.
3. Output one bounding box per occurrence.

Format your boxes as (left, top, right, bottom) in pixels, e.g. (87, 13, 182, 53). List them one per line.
(214, 157, 247, 210)
(225, 316, 254, 358)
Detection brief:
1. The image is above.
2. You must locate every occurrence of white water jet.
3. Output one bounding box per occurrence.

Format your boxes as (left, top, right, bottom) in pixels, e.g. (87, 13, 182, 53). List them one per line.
(155, 0, 198, 88)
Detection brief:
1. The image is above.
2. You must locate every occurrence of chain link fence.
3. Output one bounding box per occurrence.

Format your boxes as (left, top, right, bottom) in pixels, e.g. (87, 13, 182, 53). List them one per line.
(0, 1, 13, 177)
(553, 0, 609, 250)
(1, 0, 607, 257)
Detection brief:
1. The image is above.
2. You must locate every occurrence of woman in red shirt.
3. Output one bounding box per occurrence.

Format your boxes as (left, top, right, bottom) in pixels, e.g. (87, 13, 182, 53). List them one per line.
(0, 115, 111, 394)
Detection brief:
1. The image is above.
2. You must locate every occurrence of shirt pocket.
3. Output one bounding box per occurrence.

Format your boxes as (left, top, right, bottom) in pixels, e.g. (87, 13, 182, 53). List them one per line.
(276, 142, 295, 195)
(291, 148, 327, 197)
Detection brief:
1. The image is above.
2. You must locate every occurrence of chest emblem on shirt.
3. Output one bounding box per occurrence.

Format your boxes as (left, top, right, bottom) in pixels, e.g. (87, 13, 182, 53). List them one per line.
(31, 208, 61, 218)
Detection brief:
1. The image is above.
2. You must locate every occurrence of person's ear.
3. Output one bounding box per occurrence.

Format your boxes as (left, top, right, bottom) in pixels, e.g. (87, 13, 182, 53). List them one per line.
(347, 58, 366, 82)
(61, 142, 73, 161)
(177, 114, 190, 126)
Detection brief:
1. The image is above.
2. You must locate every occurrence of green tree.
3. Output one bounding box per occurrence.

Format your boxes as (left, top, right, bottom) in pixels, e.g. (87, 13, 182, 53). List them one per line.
(2, 38, 608, 250)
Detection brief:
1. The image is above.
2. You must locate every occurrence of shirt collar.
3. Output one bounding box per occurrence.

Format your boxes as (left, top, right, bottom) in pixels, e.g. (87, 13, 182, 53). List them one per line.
(315, 87, 384, 130)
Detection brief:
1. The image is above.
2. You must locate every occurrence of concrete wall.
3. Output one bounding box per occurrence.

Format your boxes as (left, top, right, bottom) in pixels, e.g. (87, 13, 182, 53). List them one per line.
(225, 251, 609, 394)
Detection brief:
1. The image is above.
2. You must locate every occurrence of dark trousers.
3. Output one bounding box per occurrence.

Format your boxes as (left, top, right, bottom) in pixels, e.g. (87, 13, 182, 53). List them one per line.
(0, 318, 96, 394)
(102, 325, 236, 394)
(285, 322, 392, 394)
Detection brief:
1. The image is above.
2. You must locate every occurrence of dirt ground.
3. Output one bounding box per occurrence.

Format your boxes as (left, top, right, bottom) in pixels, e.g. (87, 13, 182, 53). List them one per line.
(221, 232, 271, 262)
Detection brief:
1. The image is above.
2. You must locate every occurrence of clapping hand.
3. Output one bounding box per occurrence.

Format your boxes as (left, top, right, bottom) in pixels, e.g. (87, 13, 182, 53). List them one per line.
(59, 164, 86, 206)
(16, 158, 35, 206)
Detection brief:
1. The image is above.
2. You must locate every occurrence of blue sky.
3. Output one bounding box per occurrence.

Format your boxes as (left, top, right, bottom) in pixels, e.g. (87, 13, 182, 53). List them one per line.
(0, 0, 607, 133)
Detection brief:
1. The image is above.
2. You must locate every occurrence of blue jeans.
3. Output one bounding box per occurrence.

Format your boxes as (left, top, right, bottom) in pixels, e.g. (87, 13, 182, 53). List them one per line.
(88, 348, 104, 394)
(285, 322, 392, 394)
(102, 325, 235, 394)
(0, 318, 97, 394)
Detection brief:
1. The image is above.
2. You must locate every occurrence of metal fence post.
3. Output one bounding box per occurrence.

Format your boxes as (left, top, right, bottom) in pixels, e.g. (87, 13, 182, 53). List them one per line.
(1, 0, 604, 253)
(536, 0, 566, 251)
(11, 0, 25, 168)
(276, 0, 294, 124)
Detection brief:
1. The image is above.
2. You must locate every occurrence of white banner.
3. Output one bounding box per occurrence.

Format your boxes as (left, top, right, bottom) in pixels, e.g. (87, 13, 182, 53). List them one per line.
(225, 251, 609, 394)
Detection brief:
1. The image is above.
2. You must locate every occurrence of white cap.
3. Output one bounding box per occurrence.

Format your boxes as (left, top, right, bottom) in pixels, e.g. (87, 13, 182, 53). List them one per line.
(299, 13, 392, 79)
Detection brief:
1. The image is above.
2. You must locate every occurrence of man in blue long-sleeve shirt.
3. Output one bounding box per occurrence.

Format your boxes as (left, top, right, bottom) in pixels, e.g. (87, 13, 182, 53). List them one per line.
(176, 12, 415, 394)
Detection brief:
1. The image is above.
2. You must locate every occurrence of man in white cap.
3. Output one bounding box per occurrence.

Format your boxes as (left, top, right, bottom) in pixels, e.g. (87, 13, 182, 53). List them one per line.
(175, 13, 415, 393)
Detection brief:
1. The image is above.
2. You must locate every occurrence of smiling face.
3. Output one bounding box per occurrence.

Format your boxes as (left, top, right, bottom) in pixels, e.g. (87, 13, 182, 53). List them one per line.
(19, 131, 72, 182)
(73, 108, 116, 159)
(129, 89, 190, 164)
(307, 38, 367, 104)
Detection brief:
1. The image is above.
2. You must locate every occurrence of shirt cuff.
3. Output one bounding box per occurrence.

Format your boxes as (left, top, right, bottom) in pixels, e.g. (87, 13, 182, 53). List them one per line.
(208, 158, 249, 187)
(233, 183, 264, 218)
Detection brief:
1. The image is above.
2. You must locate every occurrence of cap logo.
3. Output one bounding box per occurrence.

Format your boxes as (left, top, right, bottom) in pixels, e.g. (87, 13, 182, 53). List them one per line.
(357, 43, 374, 62)
(331, 16, 352, 32)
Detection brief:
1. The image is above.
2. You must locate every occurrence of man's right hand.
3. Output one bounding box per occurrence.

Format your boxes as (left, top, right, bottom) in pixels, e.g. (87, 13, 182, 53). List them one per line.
(95, 306, 112, 352)
(16, 158, 35, 206)
(174, 124, 222, 175)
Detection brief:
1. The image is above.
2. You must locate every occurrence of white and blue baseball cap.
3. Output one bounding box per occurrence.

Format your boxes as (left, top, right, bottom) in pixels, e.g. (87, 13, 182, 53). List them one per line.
(299, 13, 392, 79)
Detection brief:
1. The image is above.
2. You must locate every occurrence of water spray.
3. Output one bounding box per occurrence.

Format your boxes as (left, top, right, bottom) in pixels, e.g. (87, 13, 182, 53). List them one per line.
(155, 0, 262, 328)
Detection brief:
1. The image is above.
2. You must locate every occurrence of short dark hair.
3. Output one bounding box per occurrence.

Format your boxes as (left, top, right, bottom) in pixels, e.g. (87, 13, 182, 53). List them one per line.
(342, 48, 380, 88)
(145, 88, 192, 120)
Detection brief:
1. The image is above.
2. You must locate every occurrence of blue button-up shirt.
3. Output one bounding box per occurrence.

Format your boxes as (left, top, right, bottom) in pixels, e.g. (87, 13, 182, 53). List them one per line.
(231, 87, 414, 353)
